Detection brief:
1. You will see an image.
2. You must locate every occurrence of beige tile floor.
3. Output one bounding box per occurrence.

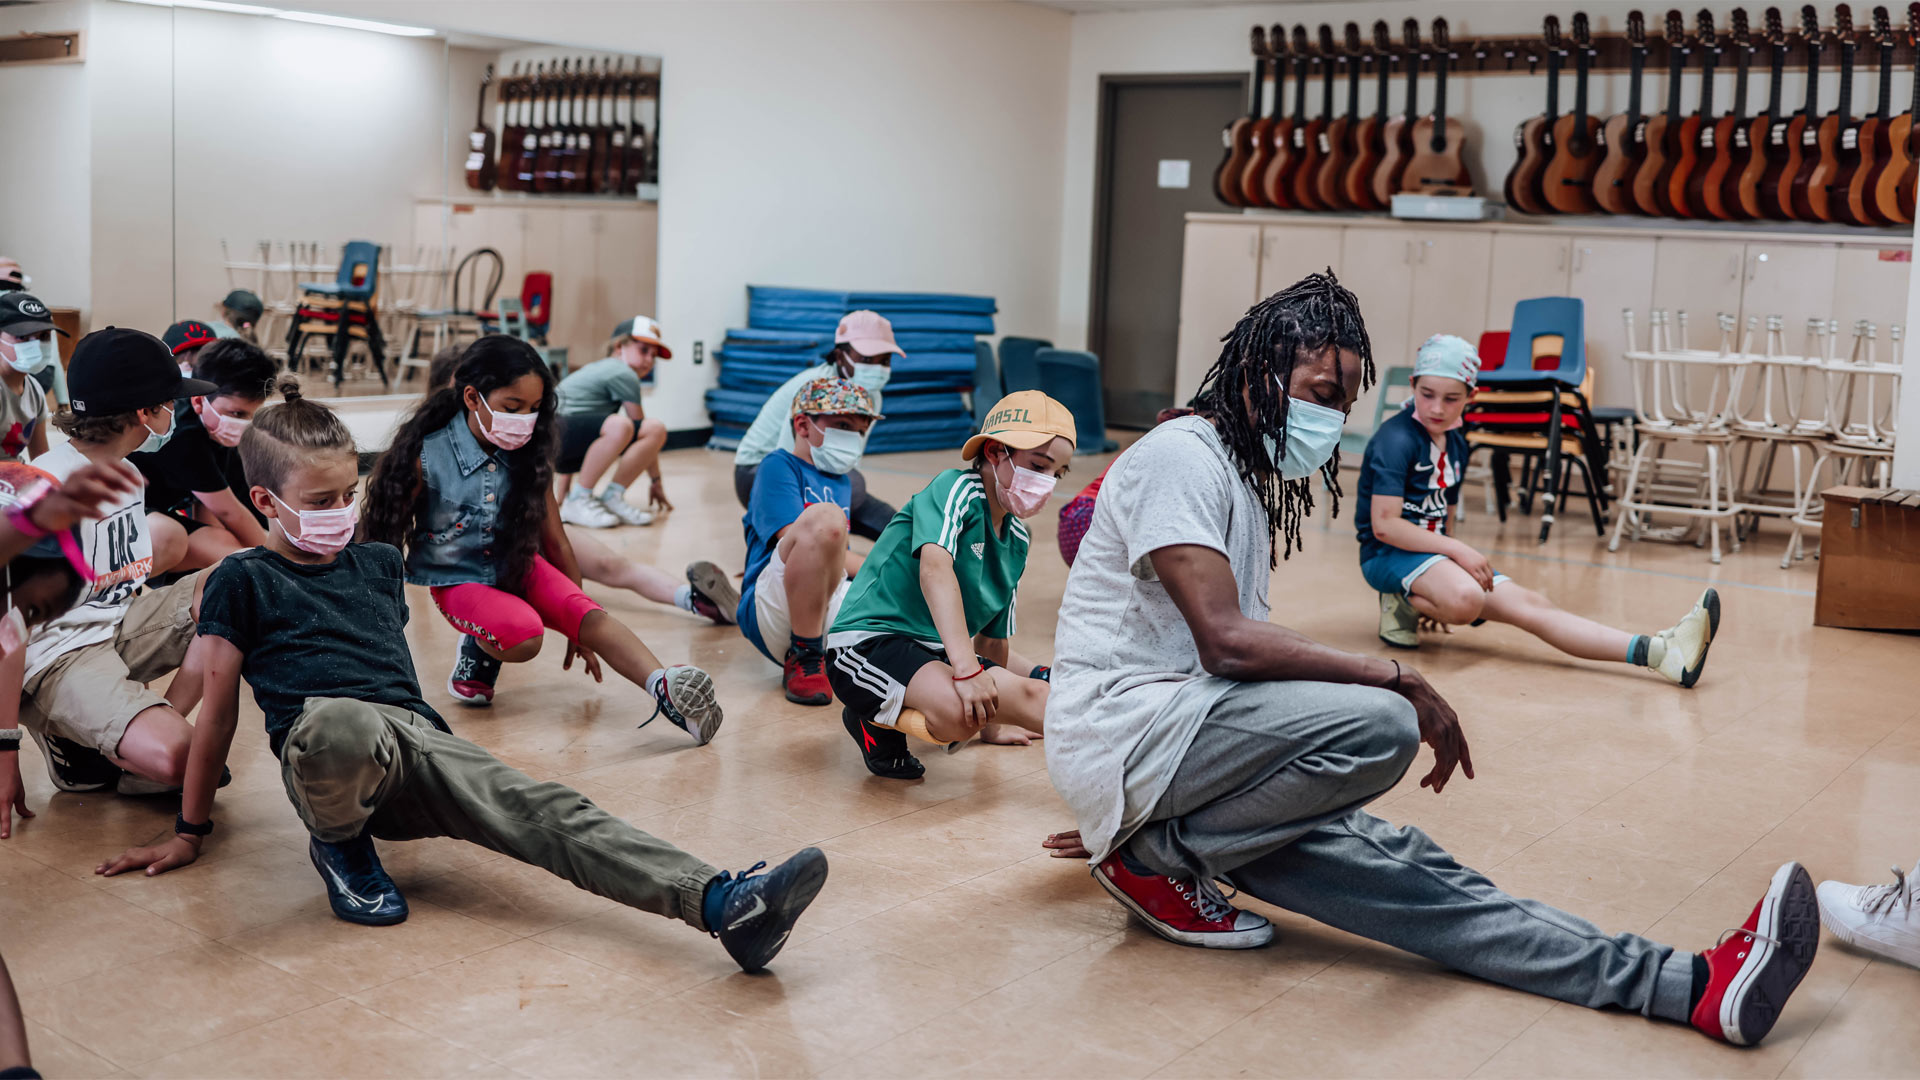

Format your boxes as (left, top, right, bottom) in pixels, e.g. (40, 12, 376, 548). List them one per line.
(6, 440, 1920, 1079)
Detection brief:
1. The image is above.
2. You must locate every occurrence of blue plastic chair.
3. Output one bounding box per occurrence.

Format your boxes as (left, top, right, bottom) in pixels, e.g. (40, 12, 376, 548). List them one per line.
(998, 336, 1050, 394)
(1470, 297, 1605, 542)
(973, 339, 1002, 430)
(1034, 348, 1119, 455)
(300, 240, 381, 302)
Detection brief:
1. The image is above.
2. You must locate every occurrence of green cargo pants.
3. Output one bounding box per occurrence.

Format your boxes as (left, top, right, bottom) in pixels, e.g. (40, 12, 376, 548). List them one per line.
(279, 697, 719, 930)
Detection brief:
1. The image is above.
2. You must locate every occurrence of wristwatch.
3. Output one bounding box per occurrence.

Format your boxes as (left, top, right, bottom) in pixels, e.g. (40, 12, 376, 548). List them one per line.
(0, 727, 22, 753)
(174, 813, 213, 838)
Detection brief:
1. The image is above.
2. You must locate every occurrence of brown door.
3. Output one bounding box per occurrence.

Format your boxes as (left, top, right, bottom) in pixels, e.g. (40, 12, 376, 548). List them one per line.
(1091, 75, 1246, 429)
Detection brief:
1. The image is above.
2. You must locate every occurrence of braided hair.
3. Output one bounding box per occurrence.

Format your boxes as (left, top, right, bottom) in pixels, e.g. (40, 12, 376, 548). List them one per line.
(1190, 270, 1374, 564)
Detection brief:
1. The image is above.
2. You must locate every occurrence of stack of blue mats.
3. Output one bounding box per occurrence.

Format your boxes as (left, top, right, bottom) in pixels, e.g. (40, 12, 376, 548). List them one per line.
(705, 287, 995, 453)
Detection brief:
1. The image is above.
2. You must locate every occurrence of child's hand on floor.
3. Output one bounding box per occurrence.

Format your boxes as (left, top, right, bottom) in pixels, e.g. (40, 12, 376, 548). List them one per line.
(564, 640, 604, 683)
(1418, 615, 1453, 635)
(979, 722, 1039, 746)
(96, 834, 201, 877)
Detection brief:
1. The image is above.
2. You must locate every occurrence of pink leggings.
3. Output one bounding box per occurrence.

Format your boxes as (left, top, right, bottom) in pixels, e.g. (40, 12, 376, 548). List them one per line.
(431, 556, 603, 652)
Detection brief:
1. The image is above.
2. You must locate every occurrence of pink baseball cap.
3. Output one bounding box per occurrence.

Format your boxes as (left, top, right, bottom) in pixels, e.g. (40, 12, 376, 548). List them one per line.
(834, 310, 904, 359)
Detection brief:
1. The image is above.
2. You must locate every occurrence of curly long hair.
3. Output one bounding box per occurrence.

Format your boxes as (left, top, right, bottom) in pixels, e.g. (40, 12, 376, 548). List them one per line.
(364, 336, 557, 592)
(1191, 270, 1375, 564)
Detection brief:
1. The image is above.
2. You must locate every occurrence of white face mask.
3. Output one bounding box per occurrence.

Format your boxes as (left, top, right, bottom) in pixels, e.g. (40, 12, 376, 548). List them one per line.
(272, 492, 358, 556)
(849, 362, 891, 394)
(476, 395, 539, 451)
(1262, 395, 1347, 482)
(197, 398, 250, 448)
(993, 453, 1057, 518)
(5, 336, 52, 374)
(807, 420, 866, 475)
(138, 404, 176, 454)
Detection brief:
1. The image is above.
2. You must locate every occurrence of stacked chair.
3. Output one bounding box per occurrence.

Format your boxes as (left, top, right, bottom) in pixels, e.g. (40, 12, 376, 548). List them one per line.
(1777, 319, 1903, 567)
(705, 286, 991, 453)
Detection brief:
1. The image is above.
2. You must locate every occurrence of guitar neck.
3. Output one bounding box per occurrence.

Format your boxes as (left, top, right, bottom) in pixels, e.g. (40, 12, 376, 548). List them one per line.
(1838, 45, 1856, 117)
(1320, 57, 1336, 115)
(1768, 45, 1787, 117)
(1376, 52, 1391, 114)
(1573, 49, 1590, 121)
(1877, 47, 1894, 116)
(1700, 52, 1718, 117)
(1346, 57, 1362, 117)
(1294, 58, 1311, 122)
(1247, 58, 1263, 115)
(1545, 51, 1562, 116)
(1666, 48, 1685, 119)
(1432, 51, 1450, 148)
(1404, 52, 1421, 121)
(1628, 49, 1646, 122)
(1805, 43, 1822, 115)
(1731, 46, 1751, 119)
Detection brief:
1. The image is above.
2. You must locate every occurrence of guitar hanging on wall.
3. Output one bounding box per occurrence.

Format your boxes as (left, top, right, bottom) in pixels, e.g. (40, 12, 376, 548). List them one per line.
(1636, 11, 1690, 215)
(1212, 26, 1265, 207)
(1240, 28, 1282, 206)
(1344, 20, 1395, 210)
(1292, 26, 1336, 209)
(1844, 6, 1897, 224)
(1674, 10, 1723, 220)
(466, 63, 497, 192)
(1800, 4, 1857, 222)
(1701, 8, 1755, 220)
(1403, 17, 1472, 195)
(1595, 11, 1652, 214)
(1372, 18, 1422, 205)
(1731, 9, 1787, 217)
(1260, 24, 1304, 209)
(1545, 12, 1604, 213)
(1315, 22, 1366, 209)
(1507, 18, 1561, 214)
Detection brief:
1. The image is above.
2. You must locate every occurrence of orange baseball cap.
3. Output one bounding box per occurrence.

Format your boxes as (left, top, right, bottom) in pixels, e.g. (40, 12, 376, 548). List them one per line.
(960, 390, 1077, 460)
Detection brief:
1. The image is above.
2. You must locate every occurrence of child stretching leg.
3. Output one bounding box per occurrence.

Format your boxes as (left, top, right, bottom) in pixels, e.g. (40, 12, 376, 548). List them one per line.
(1357, 335, 1719, 685)
(94, 393, 825, 971)
(366, 337, 721, 738)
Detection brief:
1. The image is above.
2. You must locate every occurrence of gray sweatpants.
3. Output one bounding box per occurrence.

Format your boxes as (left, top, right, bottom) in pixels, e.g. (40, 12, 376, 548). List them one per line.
(1124, 680, 1696, 1023)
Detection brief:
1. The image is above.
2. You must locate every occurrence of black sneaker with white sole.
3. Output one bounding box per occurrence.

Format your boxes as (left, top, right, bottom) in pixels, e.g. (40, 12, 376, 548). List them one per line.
(308, 834, 409, 926)
(706, 848, 829, 973)
(640, 665, 723, 745)
(26, 726, 119, 793)
(841, 707, 924, 780)
(448, 635, 501, 706)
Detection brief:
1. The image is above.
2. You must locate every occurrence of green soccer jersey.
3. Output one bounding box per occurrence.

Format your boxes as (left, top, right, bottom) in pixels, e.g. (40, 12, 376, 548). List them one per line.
(828, 468, 1029, 648)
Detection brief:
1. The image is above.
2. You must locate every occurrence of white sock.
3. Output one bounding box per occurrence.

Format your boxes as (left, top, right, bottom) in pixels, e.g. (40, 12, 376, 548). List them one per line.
(601, 482, 628, 502)
(673, 584, 696, 612)
(567, 484, 593, 500)
(645, 668, 666, 696)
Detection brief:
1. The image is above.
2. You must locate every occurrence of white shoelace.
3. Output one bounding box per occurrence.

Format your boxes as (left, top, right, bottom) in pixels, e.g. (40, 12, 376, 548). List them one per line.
(1855, 866, 1915, 916)
(1171, 876, 1236, 923)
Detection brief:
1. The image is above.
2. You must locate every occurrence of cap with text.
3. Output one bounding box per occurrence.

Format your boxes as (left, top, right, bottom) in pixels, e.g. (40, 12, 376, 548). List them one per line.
(67, 327, 217, 415)
(961, 390, 1077, 460)
(0, 293, 64, 339)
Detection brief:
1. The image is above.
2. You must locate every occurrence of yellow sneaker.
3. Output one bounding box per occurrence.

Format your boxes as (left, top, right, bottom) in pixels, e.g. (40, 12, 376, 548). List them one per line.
(1378, 592, 1419, 649)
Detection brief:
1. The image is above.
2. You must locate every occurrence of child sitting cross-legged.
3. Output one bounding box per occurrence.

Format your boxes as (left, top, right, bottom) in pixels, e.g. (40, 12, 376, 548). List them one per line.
(93, 392, 827, 972)
(825, 391, 1070, 780)
(1358, 334, 1720, 686)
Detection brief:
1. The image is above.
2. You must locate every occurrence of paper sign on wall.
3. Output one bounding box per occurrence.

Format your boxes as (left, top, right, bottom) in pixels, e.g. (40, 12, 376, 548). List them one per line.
(1157, 160, 1191, 189)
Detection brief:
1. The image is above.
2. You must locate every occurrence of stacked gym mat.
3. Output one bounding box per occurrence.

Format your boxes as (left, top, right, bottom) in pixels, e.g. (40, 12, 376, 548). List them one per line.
(705, 286, 994, 453)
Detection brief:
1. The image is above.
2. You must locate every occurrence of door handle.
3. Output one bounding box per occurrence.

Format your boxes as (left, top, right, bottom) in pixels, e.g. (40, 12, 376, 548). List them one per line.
(1557, 246, 1567, 272)
(1747, 251, 1768, 282)
(1574, 246, 1589, 273)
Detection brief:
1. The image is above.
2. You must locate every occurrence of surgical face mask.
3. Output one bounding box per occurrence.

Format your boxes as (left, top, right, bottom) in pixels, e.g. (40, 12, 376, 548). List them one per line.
(476, 395, 538, 451)
(197, 398, 250, 448)
(807, 419, 866, 476)
(5, 336, 52, 375)
(272, 492, 358, 556)
(849, 362, 891, 394)
(1262, 395, 1347, 482)
(138, 404, 176, 454)
(994, 453, 1057, 518)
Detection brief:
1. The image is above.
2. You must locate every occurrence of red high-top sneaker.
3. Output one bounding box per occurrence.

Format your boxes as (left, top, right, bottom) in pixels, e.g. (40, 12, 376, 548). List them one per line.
(1691, 861, 1820, 1046)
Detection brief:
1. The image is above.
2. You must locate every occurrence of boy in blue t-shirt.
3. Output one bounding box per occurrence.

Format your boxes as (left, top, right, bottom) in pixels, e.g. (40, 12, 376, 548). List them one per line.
(739, 378, 880, 706)
(1356, 334, 1721, 687)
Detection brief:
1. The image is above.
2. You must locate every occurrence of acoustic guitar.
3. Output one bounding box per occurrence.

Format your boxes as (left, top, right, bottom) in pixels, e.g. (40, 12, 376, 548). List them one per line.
(514, 63, 544, 191)
(1778, 7, 1828, 218)
(1292, 26, 1336, 210)
(1344, 21, 1395, 210)
(465, 64, 497, 192)
(1506, 22, 1560, 214)
(1636, 12, 1690, 214)
(1699, 10, 1755, 219)
(1595, 12, 1653, 214)
(1373, 19, 1423, 205)
(1664, 11, 1719, 219)
(1546, 13, 1604, 213)
(621, 67, 651, 193)
(1682, 12, 1728, 219)
(1799, 5, 1857, 222)
(1872, 4, 1918, 222)
(1260, 25, 1304, 208)
(1240, 30, 1282, 206)
(1734, 10, 1789, 216)
(1403, 18, 1473, 195)
(1316, 23, 1366, 209)
(1213, 27, 1265, 207)
(1844, 6, 1897, 224)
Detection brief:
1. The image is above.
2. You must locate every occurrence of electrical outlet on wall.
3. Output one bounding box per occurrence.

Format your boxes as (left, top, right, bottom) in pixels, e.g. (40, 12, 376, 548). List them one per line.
(692, 341, 704, 364)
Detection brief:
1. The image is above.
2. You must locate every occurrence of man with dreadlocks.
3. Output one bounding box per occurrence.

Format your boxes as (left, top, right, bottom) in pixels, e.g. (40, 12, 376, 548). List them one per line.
(1040, 273, 1818, 1048)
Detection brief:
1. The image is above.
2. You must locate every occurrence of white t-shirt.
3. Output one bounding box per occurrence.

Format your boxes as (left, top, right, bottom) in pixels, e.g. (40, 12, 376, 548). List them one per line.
(1044, 416, 1273, 862)
(24, 442, 153, 680)
(732, 362, 883, 468)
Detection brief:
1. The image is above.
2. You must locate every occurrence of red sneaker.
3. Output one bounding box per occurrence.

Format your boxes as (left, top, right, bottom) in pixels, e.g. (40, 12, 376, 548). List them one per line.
(1691, 861, 1820, 1046)
(1093, 852, 1273, 949)
(783, 645, 832, 706)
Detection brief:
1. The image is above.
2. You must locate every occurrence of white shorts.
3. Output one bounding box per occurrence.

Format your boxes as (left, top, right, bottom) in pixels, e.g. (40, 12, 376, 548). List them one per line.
(749, 541, 850, 662)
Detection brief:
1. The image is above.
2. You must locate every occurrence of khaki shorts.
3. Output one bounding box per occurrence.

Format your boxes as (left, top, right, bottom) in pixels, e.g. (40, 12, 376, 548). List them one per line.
(20, 573, 202, 757)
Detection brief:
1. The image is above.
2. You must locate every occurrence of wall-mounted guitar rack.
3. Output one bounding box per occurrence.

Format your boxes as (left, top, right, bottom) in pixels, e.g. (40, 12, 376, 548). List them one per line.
(1333, 25, 1917, 76)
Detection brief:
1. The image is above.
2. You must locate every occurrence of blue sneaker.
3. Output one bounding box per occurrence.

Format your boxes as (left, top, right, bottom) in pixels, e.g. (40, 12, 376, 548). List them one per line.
(308, 835, 409, 926)
(705, 848, 829, 972)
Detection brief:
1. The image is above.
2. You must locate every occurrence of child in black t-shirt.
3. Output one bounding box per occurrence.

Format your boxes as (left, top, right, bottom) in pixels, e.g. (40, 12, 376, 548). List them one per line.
(132, 339, 279, 575)
(95, 390, 825, 972)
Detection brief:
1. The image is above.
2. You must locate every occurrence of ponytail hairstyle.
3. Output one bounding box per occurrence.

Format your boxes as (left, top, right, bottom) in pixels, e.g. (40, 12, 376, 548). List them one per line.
(1192, 270, 1374, 564)
(237, 377, 356, 496)
(363, 335, 556, 592)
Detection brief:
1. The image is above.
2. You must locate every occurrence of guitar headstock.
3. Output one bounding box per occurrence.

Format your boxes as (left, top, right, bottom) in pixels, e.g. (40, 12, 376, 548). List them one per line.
(1432, 17, 1451, 55)
(1544, 14, 1564, 53)
(1665, 9, 1689, 54)
(1251, 24, 1268, 59)
(1909, 2, 1919, 45)
(1318, 24, 1337, 63)
(1835, 3, 1855, 41)
(1269, 24, 1289, 61)
(1732, 8, 1752, 48)
(1697, 9, 1720, 52)
(1292, 24, 1312, 61)
(1800, 5, 1822, 47)
(1373, 19, 1393, 57)
(1573, 12, 1593, 50)
(1344, 21, 1363, 60)
(481, 63, 494, 90)
(1628, 10, 1648, 49)
(1874, 5, 1893, 45)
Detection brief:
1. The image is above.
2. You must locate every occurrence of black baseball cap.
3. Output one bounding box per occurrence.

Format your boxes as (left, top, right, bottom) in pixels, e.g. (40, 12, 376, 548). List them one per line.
(0, 293, 64, 339)
(67, 327, 217, 416)
(162, 320, 218, 356)
(220, 289, 264, 323)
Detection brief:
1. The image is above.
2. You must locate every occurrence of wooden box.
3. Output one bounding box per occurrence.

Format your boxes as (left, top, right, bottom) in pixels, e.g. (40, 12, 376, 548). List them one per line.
(1814, 486, 1920, 631)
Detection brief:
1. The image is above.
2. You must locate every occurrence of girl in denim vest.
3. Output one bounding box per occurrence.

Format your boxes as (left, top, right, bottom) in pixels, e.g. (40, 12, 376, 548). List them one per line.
(364, 336, 721, 743)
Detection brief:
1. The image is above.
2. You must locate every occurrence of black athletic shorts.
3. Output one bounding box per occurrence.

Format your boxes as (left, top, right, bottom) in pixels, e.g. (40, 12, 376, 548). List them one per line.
(554, 412, 615, 474)
(825, 635, 997, 729)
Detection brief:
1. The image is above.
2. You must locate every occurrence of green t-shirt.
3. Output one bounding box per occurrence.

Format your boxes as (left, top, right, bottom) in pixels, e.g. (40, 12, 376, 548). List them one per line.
(828, 468, 1029, 648)
(555, 357, 644, 418)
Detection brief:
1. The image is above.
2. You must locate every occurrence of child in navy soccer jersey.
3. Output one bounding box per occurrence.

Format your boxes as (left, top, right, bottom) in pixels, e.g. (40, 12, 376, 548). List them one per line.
(1355, 334, 1720, 687)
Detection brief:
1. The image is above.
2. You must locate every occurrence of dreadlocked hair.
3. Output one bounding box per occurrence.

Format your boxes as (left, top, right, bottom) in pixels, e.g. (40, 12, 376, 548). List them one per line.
(364, 335, 557, 593)
(1190, 269, 1374, 565)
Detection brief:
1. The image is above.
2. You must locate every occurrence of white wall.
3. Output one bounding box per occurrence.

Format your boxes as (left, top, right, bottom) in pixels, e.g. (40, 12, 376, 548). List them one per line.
(0, 2, 93, 315)
(266, 0, 1072, 430)
(1054, 0, 1884, 349)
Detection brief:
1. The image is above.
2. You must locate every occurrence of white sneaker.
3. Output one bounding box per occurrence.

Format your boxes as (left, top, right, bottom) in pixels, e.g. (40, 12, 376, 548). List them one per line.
(1654, 587, 1720, 688)
(559, 488, 619, 528)
(1818, 863, 1920, 967)
(598, 487, 654, 527)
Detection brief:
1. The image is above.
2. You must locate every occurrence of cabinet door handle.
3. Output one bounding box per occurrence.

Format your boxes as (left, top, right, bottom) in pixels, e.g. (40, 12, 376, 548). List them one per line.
(1574, 246, 1589, 273)
(1418, 239, 1432, 265)
(1557, 246, 1567, 272)
(1404, 240, 1414, 265)
(1747, 251, 1768, 282)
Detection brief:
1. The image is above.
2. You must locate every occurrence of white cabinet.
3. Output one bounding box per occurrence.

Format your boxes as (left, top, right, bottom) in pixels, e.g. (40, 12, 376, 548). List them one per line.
(1486, 233, 1572, 330)
(1260, 225, 1344, 299)
(1650, 239, 1749, 347)
(1173, 222, 1260, 405)
(1568, 237, 1657, 407)
(1740, 244, 1840, 343)
(1826, 246, 1911, 337)
(1340, 228, 1491, 432)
